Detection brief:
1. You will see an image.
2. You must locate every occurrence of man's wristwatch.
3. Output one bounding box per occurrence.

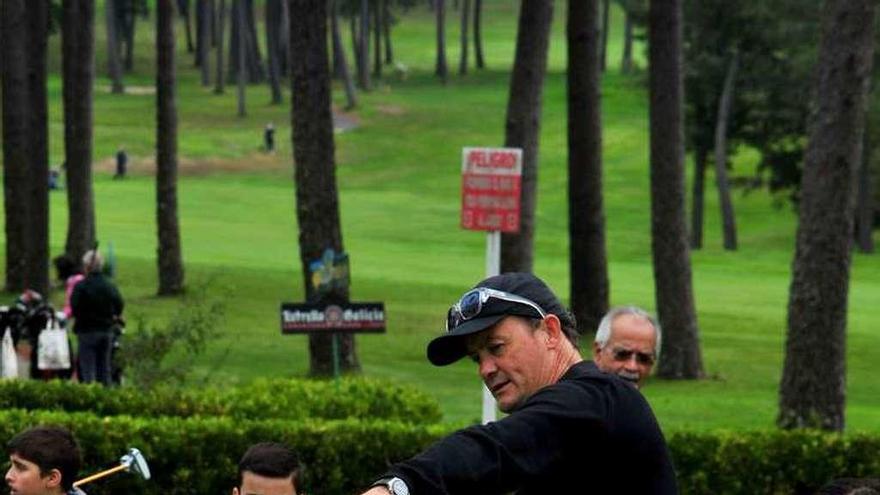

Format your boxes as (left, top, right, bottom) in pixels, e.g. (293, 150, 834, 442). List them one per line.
(372, 476, 410, 495)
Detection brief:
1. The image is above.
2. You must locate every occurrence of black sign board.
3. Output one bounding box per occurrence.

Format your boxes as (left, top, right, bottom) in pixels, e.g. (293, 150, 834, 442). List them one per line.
(281, 302, 386, 334)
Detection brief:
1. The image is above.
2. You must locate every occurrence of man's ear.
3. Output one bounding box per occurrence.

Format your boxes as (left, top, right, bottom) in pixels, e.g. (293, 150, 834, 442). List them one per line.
(592, 341, 603, 361)
(232, 487, 240, 495)
(43, 468, 62, 488)
(542, 314, 563, 347)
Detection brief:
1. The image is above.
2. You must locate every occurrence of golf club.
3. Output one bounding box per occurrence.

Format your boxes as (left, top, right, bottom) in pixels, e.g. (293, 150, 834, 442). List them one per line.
(73, 447, 151, 488)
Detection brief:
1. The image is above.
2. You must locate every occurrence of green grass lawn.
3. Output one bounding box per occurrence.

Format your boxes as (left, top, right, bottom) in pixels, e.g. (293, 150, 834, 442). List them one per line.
(3, 1, 879, 431)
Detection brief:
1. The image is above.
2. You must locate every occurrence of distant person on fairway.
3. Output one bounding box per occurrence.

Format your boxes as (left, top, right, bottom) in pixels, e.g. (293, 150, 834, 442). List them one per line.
(233, 442, 300, 495)
(593, 306, 661, 389)
(114, 149, 127, 179)
(71, 250, 124, 386)
(264, 122, 276, 153)
(359, 272, 677, 495)
(5, 425, 85, 495)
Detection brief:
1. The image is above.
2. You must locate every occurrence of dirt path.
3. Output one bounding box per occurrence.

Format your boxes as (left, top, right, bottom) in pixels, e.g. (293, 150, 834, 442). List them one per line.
(92, 108, 361, 177)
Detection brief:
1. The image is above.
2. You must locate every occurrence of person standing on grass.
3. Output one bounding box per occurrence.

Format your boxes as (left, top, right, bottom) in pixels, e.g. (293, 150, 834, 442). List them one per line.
(5, 426, 86, 495)
(71, 250, 124, 386)
(593, 306, 661, 389)
(232, 442, 301, 495)
(359, 272, 678, 495)
(53, 255, 84, 320)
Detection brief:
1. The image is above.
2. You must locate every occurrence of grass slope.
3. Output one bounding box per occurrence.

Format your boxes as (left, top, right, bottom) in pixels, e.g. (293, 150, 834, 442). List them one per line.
(2, 1, 879, 431)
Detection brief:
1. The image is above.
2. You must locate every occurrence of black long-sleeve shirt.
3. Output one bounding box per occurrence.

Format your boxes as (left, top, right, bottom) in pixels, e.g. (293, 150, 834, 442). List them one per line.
(71, 272, 124, 334)
(385, 361, 678, 494)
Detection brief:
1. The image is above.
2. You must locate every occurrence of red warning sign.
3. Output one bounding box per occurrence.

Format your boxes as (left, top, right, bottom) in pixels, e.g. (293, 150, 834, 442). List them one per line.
(461, 147, 523, 233)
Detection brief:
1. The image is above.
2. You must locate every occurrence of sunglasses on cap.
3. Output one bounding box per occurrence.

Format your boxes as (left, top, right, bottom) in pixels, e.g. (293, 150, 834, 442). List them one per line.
(446, 287, 547, 332)
(611, 347, 656, 366)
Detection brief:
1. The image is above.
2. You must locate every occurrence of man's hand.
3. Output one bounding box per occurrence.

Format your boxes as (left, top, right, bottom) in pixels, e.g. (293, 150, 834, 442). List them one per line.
(360, 488, 391, 495)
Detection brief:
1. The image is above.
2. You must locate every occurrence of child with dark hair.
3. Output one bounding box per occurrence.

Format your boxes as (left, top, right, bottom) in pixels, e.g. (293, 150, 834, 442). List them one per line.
(53, 254, 84, 319)
(233, 442, 300, 495)
(5, 426, 85, 495)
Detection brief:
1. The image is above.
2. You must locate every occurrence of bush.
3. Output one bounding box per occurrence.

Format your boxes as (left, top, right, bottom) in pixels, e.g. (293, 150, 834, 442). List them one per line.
(0, 377, 442, 424)
(0, 409, 452, 495)
(2, 409, 880, 495)
(669, 429, 880, 494)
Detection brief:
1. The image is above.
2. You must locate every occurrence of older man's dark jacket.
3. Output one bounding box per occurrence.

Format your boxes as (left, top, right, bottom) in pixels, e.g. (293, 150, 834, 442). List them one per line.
(71, 272, 124, 334)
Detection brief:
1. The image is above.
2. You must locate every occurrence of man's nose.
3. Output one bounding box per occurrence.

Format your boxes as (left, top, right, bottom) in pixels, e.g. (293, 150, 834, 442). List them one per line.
(623, 355, 640, 370)
(478, 356, 497, 379)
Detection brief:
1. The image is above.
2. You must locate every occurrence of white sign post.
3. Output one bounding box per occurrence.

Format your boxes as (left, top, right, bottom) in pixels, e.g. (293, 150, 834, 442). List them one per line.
(460, 146, 523, 424)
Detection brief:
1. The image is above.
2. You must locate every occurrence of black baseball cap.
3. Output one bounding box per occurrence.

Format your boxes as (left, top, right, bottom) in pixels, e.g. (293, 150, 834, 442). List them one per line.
(427, 272, 568, 366)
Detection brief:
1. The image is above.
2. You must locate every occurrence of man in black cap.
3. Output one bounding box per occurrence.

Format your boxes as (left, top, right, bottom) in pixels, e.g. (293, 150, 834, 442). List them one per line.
(360, 272, 678, 495)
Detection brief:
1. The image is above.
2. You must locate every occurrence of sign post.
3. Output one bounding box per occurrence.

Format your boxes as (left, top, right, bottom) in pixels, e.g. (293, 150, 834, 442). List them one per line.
(461, 146, 523, 423)
(282, 249, 385, 386)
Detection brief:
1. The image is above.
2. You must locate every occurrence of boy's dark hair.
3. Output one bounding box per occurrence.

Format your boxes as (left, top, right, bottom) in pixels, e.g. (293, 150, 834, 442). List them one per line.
(53, 254, 81, 281)
(7, 426, 81, 491)
(238, 442, 300, 488)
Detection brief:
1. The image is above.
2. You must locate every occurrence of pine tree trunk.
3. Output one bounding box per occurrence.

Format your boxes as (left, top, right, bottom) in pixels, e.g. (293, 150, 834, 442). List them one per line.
(358, 0, 371, 89)
(178, 0, 195, 53)
(351, 15, 364, 87)
(214, 0, 226, 94)
(499, 0, 553, 273)
(227, 0, 263, 84)
(278, 0, 290, 77)
(156, 0, 185, 295)
(383, 0, 393, 64)
(62, 0, 97, 264)
(855, 126, 875, 253)
(265, 0, 283, 104)
(621, 11, 633, 74)
(106, 0, 125, 93)
(2, 0, 31, 292)
(435, 0, 448, 82)
(26, 0, 51, 297)
(331, 0, 358, 110)
(458, 0, 470, 75)
(372, 0, 382, 78)
(714, 51, 738, 251)
(290, 0, 360, 376)
(242, 0, 264, 82)
(567, 0, 609, 335)
(473, 0, 484, 69)
(600, 0, 609, 72)
(690, 147, 707, 249)
(198, 0, 212, 86)
(236, 0, 246, 116)
(778, 0, 875, 431)
(648, 0, 704, 379)
(122, 0, 137, 72)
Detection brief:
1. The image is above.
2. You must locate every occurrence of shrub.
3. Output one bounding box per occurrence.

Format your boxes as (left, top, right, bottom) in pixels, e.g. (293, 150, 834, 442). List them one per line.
(0, 377, 442, 424)
(0, 409, 452, 495)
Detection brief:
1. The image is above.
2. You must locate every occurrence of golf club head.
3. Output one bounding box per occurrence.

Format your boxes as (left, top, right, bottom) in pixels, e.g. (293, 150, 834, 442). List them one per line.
(120, 448, 151, 480)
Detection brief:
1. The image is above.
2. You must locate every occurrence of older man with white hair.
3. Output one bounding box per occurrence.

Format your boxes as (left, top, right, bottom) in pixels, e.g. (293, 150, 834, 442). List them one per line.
(71, 250, 124, 386)
(593, 306, 661, 389)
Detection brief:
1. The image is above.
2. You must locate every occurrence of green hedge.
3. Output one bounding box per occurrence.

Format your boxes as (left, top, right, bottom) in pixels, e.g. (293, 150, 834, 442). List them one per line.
(0, 377, 442, 424)
(0, 409, 450, 495)
(670, 430, 880, 494)
(2, 409, 880, 495)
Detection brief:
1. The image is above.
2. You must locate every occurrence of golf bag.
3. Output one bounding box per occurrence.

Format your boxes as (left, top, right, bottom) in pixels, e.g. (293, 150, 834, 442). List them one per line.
(2, 291, 74, 380)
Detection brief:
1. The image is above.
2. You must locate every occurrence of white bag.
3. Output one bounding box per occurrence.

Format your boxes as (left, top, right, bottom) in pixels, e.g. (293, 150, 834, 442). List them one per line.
(2, 326, 18, 378)
(37, 320, 71, 370)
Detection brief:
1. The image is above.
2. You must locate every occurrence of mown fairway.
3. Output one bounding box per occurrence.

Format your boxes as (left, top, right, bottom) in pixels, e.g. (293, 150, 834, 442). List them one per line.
(2, 1, 879, 431)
